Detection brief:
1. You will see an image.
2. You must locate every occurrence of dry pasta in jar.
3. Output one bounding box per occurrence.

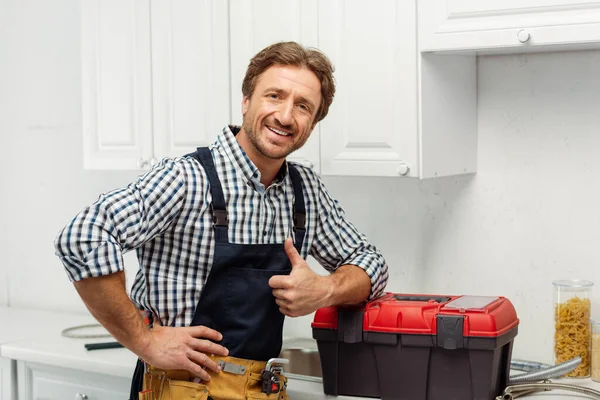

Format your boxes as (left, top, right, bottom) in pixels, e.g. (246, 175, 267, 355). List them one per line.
(591, 320, 600, 382)
(554, 296, 591, 377)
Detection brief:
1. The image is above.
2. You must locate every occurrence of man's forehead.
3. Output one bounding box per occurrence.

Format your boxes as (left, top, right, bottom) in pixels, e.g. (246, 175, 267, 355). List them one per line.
(260, 65, 320, 93)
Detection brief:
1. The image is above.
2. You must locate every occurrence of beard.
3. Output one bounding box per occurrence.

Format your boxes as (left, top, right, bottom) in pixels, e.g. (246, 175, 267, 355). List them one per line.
(242, 118, 305, 160)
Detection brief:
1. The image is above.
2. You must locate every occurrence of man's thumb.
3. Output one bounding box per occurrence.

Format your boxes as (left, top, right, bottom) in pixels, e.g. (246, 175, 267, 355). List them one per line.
(284, 237, 302, 266)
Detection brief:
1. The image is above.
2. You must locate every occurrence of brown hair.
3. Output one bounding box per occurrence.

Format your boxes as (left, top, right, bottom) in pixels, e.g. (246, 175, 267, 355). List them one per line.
(242, 41, 335, 123)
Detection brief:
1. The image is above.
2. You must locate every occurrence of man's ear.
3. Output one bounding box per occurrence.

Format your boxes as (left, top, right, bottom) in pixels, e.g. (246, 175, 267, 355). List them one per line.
(241, 96, 250, 116)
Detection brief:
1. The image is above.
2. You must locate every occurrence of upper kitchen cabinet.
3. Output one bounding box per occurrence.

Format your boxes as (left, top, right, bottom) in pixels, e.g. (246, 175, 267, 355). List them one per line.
(81, 0, 476, 177)
(81, 0, 230, 170)
(81, 0, 153, 169)
(318, 0, 476, 177)
(229, 0, 321, 172)
(420, 0, 600, 53)
(150, 0, 230, 159)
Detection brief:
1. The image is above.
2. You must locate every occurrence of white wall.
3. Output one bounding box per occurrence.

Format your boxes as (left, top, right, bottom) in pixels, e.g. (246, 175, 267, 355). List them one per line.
(2, 0, 600, 365)
(0, 0, 136, 312)
(0, 0, 9, 307)
(421, 50, 600, 364)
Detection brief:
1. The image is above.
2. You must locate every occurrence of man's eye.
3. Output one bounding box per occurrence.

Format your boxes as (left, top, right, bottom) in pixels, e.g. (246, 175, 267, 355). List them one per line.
(298, 104, 309, 111)
(268, 93, 279, 99)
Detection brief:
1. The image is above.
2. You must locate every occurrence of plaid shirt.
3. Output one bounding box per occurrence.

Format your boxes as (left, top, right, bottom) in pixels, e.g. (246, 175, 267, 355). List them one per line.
(55, 126, 388, 327)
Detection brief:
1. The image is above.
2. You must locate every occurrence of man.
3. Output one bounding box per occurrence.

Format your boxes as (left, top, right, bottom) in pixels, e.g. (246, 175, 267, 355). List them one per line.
(55, 42, 388, 400)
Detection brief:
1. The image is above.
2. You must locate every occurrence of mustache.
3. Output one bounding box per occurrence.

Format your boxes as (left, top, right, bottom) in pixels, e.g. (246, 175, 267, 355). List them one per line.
(266, 120, 295, 134)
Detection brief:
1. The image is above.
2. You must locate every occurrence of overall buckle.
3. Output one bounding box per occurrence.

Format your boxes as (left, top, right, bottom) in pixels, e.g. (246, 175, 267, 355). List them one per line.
(261, 358, 289, 394)
(210, 204, 228, 226)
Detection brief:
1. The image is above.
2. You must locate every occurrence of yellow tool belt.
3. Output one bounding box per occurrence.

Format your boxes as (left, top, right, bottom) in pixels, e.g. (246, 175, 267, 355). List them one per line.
(141, 355, 289, 400)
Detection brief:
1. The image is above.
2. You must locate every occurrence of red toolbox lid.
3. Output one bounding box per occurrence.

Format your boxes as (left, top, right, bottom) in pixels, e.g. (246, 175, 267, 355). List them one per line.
(312, 293, 519, 338)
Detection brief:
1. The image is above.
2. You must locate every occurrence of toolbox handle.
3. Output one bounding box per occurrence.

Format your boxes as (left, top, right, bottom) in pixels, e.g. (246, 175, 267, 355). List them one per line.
(393, 295, 451, 303)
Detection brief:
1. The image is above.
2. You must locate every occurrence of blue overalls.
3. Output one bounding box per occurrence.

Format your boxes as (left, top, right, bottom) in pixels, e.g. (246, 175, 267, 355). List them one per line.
(130, 147, 306, 399)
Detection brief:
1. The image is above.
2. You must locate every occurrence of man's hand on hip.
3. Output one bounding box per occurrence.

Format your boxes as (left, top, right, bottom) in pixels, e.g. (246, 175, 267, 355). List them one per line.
(268, 238, 334, 317)
(142, 322, 229, 381)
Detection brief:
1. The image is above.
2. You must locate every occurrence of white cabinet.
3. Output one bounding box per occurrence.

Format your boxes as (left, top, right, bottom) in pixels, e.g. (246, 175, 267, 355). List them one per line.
(150, 0, 230, 160)
(81, 0, 230, 170)
(17, 361, 130, 400)
(319, 0, 476, 178)
(229, 0, 321, 172)
(81, 0, 153, 170)
(420, 0, 600, 53)
(1, 357, 16, 400)
(81, 0, 477, 178)
(318, 0, 418, 177)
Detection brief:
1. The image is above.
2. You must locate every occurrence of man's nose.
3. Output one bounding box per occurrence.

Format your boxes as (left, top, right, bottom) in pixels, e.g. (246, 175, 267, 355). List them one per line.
(275, 99, 294, 126)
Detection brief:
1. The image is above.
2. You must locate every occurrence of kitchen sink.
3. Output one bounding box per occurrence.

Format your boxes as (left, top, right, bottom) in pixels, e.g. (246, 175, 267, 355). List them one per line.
(279, 338, 322, 380)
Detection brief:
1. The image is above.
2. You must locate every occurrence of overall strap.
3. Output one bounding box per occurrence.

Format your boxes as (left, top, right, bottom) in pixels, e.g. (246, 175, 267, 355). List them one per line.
(191, 147, 229, 243)
(287, 163, 306, 253)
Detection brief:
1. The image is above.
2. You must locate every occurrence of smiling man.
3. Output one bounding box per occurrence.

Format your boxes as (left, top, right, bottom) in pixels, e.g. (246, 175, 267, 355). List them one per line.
(54, 42, 388, 400)
(238, 65, 319, 182)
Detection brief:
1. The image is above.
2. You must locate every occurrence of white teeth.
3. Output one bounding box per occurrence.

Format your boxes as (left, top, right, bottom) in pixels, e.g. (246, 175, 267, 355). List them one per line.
(268, 126, 290, 136)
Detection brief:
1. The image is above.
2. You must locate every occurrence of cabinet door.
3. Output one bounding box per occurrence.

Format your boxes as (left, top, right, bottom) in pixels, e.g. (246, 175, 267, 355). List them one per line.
(1, 358, 16, 400)
(18, 361, 129, 400)
(81, 0, 154, 170)
(230, 0, 321, 172)
(420, 0, 600, 52)
(151, 0, 231, 160)
(318, 0, 418, 177)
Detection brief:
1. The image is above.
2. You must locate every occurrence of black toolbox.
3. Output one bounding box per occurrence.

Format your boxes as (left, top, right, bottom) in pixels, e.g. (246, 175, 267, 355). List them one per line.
(312, 293, 519, 400)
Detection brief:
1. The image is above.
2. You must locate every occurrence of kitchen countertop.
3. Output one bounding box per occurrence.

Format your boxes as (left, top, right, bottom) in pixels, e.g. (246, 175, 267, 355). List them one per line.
(2, 307, 600, 399)
(0, 307, 95, 348)
(0, 306, 138, 378)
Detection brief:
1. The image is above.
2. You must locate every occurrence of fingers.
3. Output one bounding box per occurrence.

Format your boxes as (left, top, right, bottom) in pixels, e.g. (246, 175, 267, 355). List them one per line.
(275, 296, 291, 307)
(184, 332, 228, 380)
(186, 325, 224, 342)
(284, 237, 303, 265)
(269, 274, 289, 289)
(278, 304, 299, 317)
(182, 357, 213, 381)
(189, 337, 229, 357)
(182, 326, 229, 379)
(276, 298, 295, 317)
(188, 350, 221, 374)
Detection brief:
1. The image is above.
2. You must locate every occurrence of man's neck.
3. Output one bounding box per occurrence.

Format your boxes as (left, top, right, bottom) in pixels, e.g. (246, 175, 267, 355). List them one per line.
(236, 127, 285, 188)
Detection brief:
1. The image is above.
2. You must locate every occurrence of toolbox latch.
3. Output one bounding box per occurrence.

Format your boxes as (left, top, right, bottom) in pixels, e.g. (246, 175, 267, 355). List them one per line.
(436, 315, 465, 350)
(337, 309, 364, 343)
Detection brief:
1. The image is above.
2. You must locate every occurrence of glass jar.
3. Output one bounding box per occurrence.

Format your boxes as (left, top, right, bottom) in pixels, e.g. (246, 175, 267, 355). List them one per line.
(553, 279, 594, 377)
(592, 320, 600, 382)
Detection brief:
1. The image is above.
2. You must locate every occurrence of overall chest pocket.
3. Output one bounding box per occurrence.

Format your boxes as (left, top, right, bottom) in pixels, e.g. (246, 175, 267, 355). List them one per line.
(225, 268, 291, 319)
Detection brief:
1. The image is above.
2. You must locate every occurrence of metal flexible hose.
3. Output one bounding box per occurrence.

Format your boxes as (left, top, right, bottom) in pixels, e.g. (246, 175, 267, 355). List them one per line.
(498, 381, 600, 400)
(510, 359, 552, 372)
(509, 357, 581, 384)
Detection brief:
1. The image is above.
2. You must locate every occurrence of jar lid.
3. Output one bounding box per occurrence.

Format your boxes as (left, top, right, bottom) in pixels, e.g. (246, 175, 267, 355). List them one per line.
(552, 279, 594, 288)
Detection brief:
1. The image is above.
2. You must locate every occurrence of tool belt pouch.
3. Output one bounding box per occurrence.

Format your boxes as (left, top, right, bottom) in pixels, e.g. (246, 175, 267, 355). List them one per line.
(142, 366, 210, 400)
(141, 357, 288, 400)
(246, 372, 288, 400)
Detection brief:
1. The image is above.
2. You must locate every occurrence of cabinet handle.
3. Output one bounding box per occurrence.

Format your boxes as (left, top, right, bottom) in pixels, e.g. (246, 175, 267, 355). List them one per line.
(517, 29, 530, 44)
(75, 393, 88, 400)
(397, 164, 410, 176)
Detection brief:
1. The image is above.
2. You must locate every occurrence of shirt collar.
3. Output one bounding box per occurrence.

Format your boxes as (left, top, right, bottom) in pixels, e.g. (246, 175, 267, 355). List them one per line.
(215, 126, 288, 189)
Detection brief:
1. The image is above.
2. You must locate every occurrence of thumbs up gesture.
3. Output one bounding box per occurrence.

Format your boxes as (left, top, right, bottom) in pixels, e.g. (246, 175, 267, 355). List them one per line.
(268, 238, 333, 317)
